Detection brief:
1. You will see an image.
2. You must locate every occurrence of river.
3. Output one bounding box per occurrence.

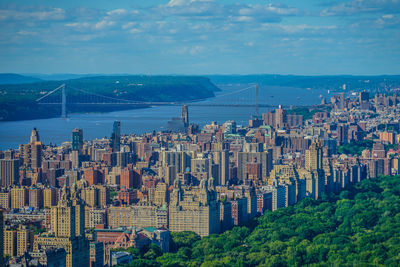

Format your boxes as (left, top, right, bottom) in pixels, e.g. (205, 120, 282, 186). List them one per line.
(0, 84, 331, 150)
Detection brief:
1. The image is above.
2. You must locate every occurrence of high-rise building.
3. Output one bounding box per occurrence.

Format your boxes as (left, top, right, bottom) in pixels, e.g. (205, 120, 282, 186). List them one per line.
(275, 105, 286, 129)
(230, 198, 247, 226)
(95, 185, 110, 207)
(3, 224, 33, 257)
(0, 210, 3, 264)
(43, 187, 58, 208)
(72, 129, 83, 153)
(181, 105, 189, 127)
(132, 203, 168, 228)
(337, 124, 348, 145)
(0, 159, 20, 187)
(154, 182, 168, 206)
(359, 91, 369, 102)
(223, 120, 237, 134)
(212, 150, 229, 186)
(110, 121, 121, 152)
(4, 228, 17, 257)
(84, 168, 102, 186)
(16, 225, 34, 256)
(11, 187, 28, 209)
(264, 181, 286, 211)
(169, 179, 220, 237)
(161, 151, 191, 175)
(304, 140, 325, 199)
(90, 242, 104, 267)
(34, 186, 89, 267)
(305, 139, 323, 171)
(72, 128, 83, 168)
(30, 128, 40, 143)
(339, 92, 345, 110)
(235, 150, 273, 182)
(120, 168, 133, 189)
(0, 191, 10, 209)
(29, 187, 43, 209)
(107, 206, 132, 228)
(81, 187, 99, 208)
(20, 128, 42, 169)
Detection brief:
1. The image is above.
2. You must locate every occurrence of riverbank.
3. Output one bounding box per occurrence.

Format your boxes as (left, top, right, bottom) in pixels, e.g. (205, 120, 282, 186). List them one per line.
(0, 75, 219, 121)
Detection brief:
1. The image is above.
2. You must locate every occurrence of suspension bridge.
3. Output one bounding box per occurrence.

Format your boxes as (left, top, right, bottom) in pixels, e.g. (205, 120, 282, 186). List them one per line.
(36, 83, 284, 118)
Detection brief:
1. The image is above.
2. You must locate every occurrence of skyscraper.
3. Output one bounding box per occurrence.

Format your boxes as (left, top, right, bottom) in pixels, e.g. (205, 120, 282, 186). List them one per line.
(274, 105, 286, 129)
(20, 128, 42, 169)
(339, 92, 345, 110)
(181, 105, 189, 127)
(111, 121, 121, 152)
(72, 128, 83, 153)
(305, 139, 323, 171)
(30, 128, 40, 144)
(359, 91, 370, 110)
(71, 128, 83, 168)
(304, 140, 325, 199)
(212, 150, 229, 186)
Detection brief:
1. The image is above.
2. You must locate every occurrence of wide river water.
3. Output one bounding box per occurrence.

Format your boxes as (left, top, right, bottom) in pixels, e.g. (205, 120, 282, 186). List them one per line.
(0, 84, 331, 150)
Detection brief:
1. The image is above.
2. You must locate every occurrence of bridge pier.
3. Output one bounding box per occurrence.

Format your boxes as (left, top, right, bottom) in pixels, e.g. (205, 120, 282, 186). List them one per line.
(61, 84, 67, 118)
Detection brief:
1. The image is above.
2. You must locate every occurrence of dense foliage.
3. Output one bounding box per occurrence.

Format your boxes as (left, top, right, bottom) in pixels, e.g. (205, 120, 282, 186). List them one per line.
(0, 75, 219, 121)
(338, 139, 374, 156)
(286, 107, 330, 120)
(118, 175, 400, 266)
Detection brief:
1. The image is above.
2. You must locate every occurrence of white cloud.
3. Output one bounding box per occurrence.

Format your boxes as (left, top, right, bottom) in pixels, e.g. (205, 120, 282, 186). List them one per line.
(17, 30, 38, 36)
(94, 20, 115, 29)
(65, 22, 91, 29)
(321, 0, 400, 16)
(0, 7, 66, 21)
(129, 28, 141, 34)
(107, 9, 128, 16)
(122, 22, 136, 29)
(167, 0, 214, 7)
(382, 14, 394, 19)
(167, 0, 187, 7)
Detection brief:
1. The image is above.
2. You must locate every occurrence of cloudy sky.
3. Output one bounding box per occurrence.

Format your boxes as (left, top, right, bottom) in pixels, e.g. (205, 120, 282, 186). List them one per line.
(0, 0, 399, 75)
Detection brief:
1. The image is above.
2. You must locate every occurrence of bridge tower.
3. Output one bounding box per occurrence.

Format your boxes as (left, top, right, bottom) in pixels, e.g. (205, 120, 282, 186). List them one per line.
(61, 84, 67, 118)
(255, 84, 259, 118)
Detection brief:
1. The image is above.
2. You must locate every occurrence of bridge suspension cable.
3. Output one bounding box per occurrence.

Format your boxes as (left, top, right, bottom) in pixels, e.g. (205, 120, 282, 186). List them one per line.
(36, 84, 65, 102)
(35, 82, 280, 118)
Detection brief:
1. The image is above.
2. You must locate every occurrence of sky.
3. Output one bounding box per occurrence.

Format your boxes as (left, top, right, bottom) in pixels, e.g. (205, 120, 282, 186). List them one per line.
(0, 0, 399, 75)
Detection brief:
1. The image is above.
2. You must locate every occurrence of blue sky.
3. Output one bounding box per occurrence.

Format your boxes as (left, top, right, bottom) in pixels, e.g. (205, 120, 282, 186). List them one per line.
(0, 0, 399, 75)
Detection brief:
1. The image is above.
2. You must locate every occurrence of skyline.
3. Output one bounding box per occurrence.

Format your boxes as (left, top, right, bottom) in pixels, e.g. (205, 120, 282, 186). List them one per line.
(0, 0, 399, 75)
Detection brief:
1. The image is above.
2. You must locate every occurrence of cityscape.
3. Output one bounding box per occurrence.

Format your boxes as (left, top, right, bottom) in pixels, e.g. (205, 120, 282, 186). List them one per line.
(1, 0, 400, 267)
(1, 90, 400, 266)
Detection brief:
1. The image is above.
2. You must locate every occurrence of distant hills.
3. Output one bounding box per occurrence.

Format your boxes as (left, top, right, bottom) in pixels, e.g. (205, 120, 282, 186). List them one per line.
(0, 73, 43, 84)
(0, 75, 220, 121)
(208, 74, 400, 91)
(4, 73, 400, 91)
(23, 73, 104, 81)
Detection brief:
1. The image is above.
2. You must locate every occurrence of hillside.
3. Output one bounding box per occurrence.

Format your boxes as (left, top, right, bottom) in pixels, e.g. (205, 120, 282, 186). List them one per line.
(0, 75, 220, 121)
(0, 73, 42, 85)
(208, 74, 400, 92)
(116, 175, 400, 266)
